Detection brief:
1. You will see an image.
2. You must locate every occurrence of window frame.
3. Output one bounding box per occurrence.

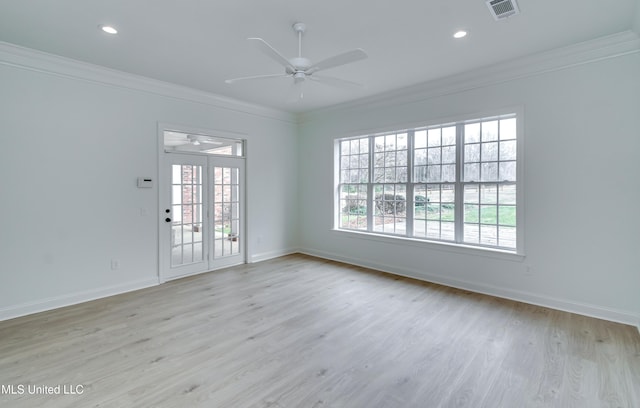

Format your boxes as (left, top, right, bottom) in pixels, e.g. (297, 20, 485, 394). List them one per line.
(334, 110, 525, 258)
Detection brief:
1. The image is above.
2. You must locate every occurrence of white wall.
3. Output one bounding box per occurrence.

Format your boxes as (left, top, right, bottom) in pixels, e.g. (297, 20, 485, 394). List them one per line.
(298, 36, 640, 326)
(634, 1, 640, 35)
(1, 32, 639, 328)
(0, 44, 298, 320)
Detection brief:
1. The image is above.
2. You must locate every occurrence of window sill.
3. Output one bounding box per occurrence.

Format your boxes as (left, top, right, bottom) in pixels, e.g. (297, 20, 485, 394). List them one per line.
(331, 229, 525, 262)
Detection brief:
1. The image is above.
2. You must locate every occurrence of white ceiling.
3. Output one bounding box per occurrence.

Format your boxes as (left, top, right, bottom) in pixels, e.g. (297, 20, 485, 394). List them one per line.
(1, 0, 638, 113)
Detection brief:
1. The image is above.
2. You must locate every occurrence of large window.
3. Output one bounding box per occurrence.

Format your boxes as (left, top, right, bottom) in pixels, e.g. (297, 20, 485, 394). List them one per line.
(336, 114, 520, 252)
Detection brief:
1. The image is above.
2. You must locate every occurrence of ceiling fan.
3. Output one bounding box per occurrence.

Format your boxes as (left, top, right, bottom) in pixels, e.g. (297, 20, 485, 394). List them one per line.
(225, 22, 368, 100)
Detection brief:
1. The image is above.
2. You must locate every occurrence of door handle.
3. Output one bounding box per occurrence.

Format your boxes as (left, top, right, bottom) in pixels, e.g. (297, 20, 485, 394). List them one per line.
(165, 218, 171, 223)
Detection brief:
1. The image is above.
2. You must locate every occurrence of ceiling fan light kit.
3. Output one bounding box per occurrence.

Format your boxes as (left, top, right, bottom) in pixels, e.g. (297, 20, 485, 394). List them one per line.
(225, 22, 368, 100)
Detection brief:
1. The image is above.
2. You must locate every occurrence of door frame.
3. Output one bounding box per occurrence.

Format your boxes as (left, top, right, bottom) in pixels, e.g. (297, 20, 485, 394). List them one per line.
(157, 123, 247, 283)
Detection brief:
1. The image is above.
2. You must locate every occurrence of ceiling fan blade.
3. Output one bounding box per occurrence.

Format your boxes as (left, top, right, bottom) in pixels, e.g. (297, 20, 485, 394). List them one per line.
(307, 48, 368, 74)
(225, 73, 288, 84)
(248, 37, 295, 71)
(308, 75, 364, 88)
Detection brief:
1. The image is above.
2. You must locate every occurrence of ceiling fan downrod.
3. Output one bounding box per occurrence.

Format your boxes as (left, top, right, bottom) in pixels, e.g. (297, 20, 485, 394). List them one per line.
(293, 22, 306, 58)
(291, 23, 310, 82)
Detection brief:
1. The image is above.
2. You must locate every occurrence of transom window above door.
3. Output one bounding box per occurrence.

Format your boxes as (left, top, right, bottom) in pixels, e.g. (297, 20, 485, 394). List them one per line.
(164, 131, 244, 156)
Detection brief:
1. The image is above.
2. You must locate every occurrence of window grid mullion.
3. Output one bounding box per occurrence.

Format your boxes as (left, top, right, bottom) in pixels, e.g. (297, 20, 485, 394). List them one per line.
(496, 120, 501, 244)
(337, 146, 341, 230)
(367, 136, 374, 232)
(455, 123, 464, 244)
(406, 130, 414, 237)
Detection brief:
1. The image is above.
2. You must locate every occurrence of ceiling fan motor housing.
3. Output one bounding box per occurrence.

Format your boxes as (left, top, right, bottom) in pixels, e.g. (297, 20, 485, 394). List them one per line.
(290, 57, 311, 82)
(290, 57, 311, 71)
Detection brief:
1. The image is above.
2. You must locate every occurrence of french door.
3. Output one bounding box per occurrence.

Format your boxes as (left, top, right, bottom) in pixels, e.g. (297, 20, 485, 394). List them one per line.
(160, 153, 245, 281)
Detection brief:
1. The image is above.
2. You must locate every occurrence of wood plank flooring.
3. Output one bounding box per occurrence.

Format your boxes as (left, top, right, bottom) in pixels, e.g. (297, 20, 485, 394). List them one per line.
(1, 254, 639, 407)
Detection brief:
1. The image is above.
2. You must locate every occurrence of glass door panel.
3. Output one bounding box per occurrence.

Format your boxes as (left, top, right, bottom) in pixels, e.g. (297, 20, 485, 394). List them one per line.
(213, 166, 241, 258)
(161, 154, 208, 280)
(171, 164, 204, 267)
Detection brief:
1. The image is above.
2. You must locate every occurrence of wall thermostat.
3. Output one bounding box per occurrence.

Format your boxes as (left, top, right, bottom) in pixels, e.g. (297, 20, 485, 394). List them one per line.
(137, 177, 153, 188)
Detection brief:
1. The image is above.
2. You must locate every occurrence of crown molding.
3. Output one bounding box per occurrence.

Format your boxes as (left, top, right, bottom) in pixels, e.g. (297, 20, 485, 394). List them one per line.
(298, 30, 640, 123)
(3, 29, 637, 127)
(0, 41, 297, 124)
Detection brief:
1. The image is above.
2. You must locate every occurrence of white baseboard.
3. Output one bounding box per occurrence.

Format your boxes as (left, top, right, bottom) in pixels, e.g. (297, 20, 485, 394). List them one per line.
(299, 248, 640, 329)
(0, 278, 159, 322)
(4, 251, 638, 333)
(0, 246, 300, 322)
(249, 248, 299, 263)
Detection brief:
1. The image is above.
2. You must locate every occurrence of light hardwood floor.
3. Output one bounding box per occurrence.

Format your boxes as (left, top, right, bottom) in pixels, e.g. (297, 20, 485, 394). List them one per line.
(1, 254, 639, 407)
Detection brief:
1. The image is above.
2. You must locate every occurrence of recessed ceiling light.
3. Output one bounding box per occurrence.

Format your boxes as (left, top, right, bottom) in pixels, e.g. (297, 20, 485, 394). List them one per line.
(99, 25, 118, 35)
(453, 30, 467, 39)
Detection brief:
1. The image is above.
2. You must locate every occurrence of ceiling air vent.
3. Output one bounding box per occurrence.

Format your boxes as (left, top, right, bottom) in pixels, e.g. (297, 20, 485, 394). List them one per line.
(486, 0, 520, 20)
